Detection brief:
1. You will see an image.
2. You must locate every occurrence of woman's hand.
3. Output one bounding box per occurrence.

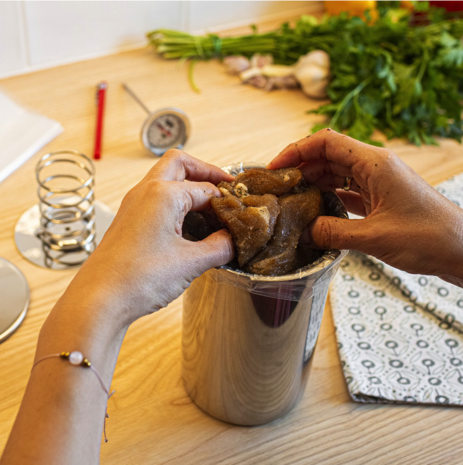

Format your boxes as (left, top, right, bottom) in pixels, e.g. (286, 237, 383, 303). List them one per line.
(63, 150, 234, 325)
(268, 129, 463, 286)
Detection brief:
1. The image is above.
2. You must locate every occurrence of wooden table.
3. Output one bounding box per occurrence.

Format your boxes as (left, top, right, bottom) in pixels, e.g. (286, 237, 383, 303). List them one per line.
(1, 43, 463, 465)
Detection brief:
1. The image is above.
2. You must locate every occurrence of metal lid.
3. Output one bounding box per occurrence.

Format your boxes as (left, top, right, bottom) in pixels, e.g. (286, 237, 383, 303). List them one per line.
(0, 258, 30, 343)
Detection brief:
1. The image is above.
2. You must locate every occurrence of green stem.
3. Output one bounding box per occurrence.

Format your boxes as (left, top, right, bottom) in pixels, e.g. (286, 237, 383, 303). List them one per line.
(330, 77, 373, 128)
(188, 60, 201, 94)
(416, 50, 428, 83)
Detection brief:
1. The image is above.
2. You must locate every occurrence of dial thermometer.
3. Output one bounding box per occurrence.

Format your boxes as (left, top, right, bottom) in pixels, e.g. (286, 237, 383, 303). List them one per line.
(123, 83, 191, 156)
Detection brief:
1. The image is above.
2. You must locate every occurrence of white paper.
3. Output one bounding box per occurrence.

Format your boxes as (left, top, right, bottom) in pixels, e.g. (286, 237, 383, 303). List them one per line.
(0, 91, 63, 183)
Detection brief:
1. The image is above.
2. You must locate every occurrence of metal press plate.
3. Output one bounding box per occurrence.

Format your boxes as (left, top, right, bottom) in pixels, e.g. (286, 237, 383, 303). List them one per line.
(14, 201, 115, 270)
(0, 258, 30, 343)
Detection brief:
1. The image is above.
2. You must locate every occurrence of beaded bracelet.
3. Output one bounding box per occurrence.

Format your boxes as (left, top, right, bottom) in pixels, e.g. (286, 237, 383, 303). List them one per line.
(32, 351, 114, 442)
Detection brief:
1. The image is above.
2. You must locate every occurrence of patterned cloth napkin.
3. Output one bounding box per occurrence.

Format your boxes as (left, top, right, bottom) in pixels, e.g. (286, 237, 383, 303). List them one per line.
(330, 173, 463, 405)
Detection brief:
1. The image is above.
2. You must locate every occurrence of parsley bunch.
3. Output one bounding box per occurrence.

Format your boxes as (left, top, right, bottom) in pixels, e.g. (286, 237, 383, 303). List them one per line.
(285, 11, 463, 146)
(149, 8, 463, 146)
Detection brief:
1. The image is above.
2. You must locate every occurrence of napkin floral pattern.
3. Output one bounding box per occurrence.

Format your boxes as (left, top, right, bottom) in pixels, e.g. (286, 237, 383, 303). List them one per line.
(330, 173, 463, 405)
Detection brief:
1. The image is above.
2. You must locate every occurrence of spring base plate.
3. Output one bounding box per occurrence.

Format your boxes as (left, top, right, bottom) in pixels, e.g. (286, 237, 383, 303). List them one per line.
(14, 201, 115, 270)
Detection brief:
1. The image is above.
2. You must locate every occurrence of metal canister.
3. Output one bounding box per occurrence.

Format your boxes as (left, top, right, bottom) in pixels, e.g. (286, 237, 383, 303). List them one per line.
(182, 164, 348, 425)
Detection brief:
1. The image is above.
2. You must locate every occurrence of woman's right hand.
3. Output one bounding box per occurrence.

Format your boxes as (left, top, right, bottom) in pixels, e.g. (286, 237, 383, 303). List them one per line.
(59, 150, 235, 327)
(268, 129, 463, 287)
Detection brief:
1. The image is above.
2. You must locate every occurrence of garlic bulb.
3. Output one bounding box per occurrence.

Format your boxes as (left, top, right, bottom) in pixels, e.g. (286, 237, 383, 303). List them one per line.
(250, 53, 274, 68)
(294, 50, 330, 99)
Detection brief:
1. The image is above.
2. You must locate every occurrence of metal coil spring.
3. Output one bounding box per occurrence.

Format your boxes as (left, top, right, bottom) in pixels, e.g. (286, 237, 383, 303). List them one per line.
(36, 150, 96, 267)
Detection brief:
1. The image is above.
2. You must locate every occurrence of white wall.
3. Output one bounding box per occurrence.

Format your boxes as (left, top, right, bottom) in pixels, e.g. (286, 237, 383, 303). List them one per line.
(0, 1, 323, 79)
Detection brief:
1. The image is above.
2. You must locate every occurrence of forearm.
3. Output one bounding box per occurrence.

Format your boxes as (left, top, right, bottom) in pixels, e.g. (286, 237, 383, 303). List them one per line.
(1, 284, 128, 465)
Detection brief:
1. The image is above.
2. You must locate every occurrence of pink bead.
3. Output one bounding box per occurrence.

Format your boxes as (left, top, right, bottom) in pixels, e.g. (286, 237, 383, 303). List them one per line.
(69, 351, 83, 365)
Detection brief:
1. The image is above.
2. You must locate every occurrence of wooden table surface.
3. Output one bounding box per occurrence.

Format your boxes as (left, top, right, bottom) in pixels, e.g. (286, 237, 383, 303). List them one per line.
(1, 40, 463, 465)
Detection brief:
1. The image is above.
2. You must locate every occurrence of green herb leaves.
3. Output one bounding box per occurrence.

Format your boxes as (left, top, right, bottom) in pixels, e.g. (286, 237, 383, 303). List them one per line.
(305, 11, 463, 145)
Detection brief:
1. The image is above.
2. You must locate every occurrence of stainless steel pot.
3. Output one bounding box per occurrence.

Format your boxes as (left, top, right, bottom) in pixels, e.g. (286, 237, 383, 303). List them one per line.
(182, 163, 348, 425)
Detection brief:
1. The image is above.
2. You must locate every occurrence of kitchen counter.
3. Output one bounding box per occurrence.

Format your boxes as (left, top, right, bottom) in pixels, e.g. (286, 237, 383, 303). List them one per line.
(1, 42, 463, 465)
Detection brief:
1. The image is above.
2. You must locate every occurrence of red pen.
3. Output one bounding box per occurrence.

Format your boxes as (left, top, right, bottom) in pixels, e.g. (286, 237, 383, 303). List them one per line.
(94, 81, 107, 160)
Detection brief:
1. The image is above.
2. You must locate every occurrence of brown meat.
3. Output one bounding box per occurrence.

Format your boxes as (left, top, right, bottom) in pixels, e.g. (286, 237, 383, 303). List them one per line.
(211, 190, 280, 267)
(182, 210, 223, 242)
(294, 245, 324, 271)
(246, 185, 321, 276)
(182, 211, 213, 242)
(219, 167, 302, 197)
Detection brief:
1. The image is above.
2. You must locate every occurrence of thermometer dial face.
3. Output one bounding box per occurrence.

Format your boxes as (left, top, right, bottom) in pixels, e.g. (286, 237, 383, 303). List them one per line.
(141, 108, 190, 157)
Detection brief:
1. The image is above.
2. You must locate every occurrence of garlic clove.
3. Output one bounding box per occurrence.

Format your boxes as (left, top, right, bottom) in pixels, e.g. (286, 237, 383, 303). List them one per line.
(240, 67, 264, 81)
(223, 56, 251, 75)
(247, 75, 269, 89)
(250, 53, 274, 68)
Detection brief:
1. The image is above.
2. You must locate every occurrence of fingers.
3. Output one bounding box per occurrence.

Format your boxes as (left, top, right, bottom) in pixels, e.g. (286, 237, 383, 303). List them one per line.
(148, 149, 234, 184)
(298, 159, 352, 183)
(299, 192, 366, 246)
(173, 181, 222, 212)
(312, 174, 363, 194)
(308, 216, 368, 250)
(193, 229, 235, 272)
(336, 191, 367, 217)
(267, 129, 384, 170)
(313, 174, 347, 192)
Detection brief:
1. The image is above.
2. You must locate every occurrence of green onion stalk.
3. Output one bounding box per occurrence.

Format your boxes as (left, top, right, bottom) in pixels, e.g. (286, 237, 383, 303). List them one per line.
(147, 29, 277, 60)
